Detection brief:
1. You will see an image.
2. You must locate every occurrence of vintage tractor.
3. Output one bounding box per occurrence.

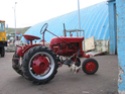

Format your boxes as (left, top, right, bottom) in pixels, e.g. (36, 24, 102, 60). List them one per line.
(12, 23, 99, 84)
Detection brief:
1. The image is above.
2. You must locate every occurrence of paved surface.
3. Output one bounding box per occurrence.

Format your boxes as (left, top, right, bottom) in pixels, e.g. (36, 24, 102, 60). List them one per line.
(0, 52, 118, 94)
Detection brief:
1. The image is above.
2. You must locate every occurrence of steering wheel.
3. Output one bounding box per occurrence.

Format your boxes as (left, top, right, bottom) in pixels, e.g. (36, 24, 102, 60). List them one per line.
(40, 23, 48, 34)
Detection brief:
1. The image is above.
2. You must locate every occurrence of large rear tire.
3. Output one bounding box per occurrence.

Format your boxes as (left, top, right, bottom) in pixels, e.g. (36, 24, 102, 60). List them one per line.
(12, 53, 23, 75)
(22, 46, 58, 84)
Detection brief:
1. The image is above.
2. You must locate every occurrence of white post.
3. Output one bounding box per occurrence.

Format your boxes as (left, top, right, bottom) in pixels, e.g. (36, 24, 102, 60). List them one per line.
(77, 0, 81, 36)
(13, 2, 17, 46)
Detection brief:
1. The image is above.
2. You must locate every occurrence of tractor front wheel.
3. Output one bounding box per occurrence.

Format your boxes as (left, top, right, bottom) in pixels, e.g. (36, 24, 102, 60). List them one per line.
(22, 46, 58, 84)
(82, 58, 99, 75)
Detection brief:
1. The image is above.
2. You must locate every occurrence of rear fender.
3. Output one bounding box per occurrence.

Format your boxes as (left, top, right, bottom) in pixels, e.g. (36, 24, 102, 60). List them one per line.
(16, 44, 42, 57)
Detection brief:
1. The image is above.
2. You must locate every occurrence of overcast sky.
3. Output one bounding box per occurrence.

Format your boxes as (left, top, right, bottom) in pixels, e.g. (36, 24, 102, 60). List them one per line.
(0, 0, 106, 28)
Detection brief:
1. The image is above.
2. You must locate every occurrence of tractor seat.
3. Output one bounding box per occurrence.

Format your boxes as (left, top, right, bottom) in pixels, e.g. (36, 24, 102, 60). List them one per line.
(23, 34, 40, 41)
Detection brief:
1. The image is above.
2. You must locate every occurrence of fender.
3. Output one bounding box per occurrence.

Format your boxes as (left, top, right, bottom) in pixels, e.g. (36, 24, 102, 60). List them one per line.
(16, 44, 42, 57)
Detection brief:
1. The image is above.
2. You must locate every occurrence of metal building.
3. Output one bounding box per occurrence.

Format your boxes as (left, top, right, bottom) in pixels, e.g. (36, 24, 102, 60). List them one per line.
(23, 1, 116, 54)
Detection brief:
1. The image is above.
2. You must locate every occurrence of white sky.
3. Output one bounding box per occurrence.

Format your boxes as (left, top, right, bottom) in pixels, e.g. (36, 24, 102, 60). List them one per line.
(0, 0, 106, 28)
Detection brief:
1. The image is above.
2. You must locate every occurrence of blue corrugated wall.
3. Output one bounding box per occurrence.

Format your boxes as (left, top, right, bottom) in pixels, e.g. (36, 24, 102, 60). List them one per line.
(116, 0, 125, 93)
(108, 1, 117, 54)
(23, 2, 109, 43)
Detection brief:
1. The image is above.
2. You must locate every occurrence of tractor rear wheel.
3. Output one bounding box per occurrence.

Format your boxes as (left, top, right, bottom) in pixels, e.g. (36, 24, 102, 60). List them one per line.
(82, 58, 99, 75)
(22, 46, 58, 84)
(12, 53, 23, 75)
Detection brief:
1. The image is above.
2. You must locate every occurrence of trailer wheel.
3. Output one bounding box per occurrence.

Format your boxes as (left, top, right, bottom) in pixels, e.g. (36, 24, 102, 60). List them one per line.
(12, 53, 23, 75)
(22, 46, 58, 84)
(1, 47, 5, 57)
(82, 58, 99, 75)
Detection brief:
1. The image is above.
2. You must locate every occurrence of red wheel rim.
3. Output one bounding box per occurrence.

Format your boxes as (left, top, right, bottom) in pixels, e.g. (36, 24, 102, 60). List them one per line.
(32, 55, 49, 75)
(85, 62, 96, 73)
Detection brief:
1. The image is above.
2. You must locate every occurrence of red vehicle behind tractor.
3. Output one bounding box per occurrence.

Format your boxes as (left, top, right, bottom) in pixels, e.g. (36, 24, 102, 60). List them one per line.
(12, 23, 99, 84)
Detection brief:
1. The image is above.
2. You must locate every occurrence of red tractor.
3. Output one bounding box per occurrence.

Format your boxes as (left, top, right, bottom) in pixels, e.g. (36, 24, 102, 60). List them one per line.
(12, 23, 99, 84)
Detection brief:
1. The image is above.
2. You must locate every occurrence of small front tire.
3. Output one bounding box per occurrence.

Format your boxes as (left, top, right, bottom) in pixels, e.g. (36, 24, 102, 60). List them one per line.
(82, 58, 99, 75)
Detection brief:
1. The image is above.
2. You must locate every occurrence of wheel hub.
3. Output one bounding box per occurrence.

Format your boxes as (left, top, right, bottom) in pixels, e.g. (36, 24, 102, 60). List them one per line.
(32, 55, 49, 75)
(85, 62, 96, 72)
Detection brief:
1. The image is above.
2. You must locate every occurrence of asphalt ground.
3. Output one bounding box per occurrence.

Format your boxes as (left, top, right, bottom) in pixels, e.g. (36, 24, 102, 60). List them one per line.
(0, 52, 118, 94)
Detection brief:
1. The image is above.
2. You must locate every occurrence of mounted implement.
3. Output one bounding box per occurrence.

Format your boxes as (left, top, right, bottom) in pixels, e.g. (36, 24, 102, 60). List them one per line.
(12, 23, 99, 84)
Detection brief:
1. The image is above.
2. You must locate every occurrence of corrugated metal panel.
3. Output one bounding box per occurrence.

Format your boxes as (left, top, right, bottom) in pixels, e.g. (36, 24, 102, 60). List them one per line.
(23, 1, 109, 43)
(107, 0, 115, 2)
